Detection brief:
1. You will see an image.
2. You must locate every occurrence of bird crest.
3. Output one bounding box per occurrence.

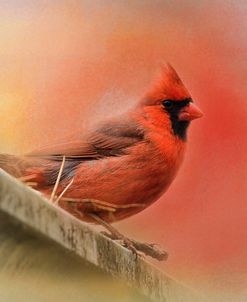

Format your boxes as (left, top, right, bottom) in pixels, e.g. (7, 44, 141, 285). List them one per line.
(143, 63, 191, 104)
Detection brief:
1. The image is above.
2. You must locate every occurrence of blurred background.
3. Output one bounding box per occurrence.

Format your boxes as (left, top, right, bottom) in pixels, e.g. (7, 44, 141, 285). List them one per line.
(0, 1, 246, 301)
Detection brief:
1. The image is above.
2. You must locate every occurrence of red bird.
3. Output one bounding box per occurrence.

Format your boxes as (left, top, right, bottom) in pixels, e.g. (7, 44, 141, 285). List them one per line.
(0, 64, 202, 258)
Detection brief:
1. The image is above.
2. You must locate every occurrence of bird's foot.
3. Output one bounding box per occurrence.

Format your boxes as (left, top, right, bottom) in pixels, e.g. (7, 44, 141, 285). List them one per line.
(66, 208, 168, 261)
(101, 231, 142, 259)
(101, 231, 168, 261)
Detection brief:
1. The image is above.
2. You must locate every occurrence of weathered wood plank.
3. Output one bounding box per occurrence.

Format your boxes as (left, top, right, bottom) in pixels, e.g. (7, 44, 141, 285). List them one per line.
(0, 169, 205, 302)
(0, 210, 148, 302)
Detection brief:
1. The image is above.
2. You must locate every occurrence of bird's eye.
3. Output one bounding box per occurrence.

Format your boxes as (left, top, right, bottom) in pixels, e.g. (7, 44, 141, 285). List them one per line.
(162, 100, 173, 110)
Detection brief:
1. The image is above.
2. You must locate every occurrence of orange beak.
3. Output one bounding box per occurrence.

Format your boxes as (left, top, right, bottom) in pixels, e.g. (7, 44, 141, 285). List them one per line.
(178, 103, 203, 121)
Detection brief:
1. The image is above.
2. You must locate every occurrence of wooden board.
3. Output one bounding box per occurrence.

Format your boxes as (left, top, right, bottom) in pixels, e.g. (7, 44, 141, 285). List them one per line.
(0, 169, 205, 302)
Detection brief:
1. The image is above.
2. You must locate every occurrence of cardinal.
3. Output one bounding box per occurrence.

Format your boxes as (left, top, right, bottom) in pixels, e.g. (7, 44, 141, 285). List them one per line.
(0, 64, 202, 259)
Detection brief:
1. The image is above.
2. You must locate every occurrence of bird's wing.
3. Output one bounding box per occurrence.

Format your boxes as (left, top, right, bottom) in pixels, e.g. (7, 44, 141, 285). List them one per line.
(27, 120, 145, 161)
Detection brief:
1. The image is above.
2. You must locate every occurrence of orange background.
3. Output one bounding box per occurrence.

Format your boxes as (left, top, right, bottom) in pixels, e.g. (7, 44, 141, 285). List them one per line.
(0, 1, 246, 300)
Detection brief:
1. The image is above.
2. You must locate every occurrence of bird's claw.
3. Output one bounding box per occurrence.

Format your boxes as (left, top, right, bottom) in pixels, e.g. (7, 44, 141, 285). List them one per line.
(121, 238, 139, 259)
(101, 231, 139, 258)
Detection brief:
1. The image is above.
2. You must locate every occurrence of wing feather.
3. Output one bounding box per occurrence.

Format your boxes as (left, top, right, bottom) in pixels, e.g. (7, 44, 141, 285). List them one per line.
(27, 120, 145, 161)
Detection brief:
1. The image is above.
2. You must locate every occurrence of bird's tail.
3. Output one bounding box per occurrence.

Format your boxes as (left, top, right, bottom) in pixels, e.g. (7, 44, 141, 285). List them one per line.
(0, 154, 27, 178)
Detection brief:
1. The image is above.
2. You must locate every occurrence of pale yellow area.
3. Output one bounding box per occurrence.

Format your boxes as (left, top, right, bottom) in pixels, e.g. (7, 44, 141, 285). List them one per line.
(0, 95, 30, 154)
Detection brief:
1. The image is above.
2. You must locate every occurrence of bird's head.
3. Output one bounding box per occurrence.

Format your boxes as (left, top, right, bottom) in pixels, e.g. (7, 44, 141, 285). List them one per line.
(139, 64, 203, 140)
